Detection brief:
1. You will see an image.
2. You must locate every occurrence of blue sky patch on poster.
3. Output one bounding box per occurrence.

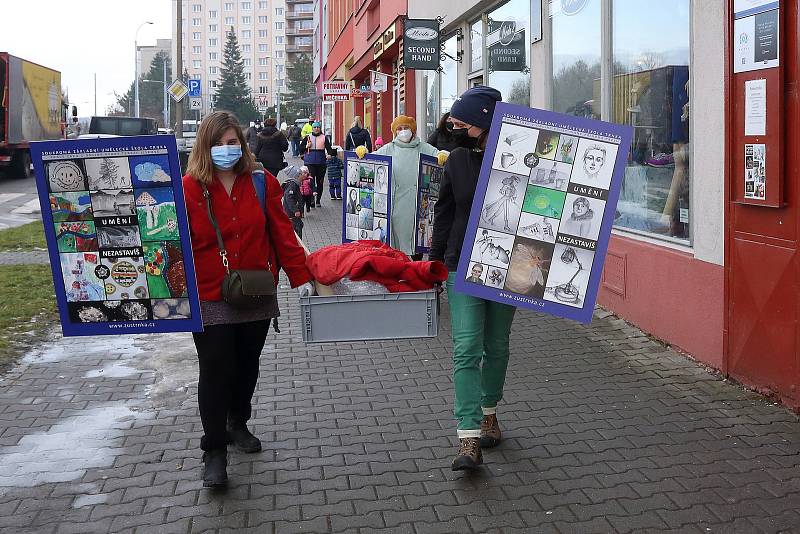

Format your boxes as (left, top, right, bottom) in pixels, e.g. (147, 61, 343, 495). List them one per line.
(454, 102, 633, 323)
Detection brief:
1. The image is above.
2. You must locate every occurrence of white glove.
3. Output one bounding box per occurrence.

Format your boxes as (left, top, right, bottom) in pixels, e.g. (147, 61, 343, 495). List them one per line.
(298, 282, 315, 297)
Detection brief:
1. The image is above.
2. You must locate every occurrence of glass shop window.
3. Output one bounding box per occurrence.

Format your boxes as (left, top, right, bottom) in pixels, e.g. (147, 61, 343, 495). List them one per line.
(469, 19, 482, 73)
(441, 34, 458, 113)
(612, 0, 690, 242)
(550, 0, 601, 118)
(486, 0, 531, 107)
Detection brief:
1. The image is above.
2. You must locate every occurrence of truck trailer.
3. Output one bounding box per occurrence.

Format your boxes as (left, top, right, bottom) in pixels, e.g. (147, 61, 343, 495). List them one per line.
(0, 53, 63, 178)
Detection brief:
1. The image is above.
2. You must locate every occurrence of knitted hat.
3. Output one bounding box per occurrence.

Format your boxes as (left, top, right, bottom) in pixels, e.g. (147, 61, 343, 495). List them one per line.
(390, 115, 416, 134)
(450, 86, 502, 131)
(312, 121, 321, 127)
(375, 136, 384, 145)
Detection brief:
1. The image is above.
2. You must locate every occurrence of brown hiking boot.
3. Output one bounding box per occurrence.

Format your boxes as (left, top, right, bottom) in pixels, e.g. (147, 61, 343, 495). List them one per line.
(480, 414, 501, 448)
(451, 437, 483, 471)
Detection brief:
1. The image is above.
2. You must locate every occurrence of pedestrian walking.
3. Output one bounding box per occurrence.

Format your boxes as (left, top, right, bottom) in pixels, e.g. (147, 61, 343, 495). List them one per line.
(344, 116, 373, 152)
(300, 115, 314, 139)
(300, 121, 335, 206)
(326, 148, 344, 200)
(372, 115, 443, 257)
(299, 165, 315, 212)
(254, 118, 289, 177)
(281, 165, 304, 238)
(245, 119, 262, 152)
(182, 111, 315, 487)
(289, 123, 302, 157)
(429, 86, 513, 471)
(427, 111, 471, 152)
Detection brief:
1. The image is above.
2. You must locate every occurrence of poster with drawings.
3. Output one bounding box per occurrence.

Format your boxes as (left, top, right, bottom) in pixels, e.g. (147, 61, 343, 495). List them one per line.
(415, 154, 443, 254)
(30, 135, 202, 336)
(342, 151, 392, 245)
(454, 102, 633, 324)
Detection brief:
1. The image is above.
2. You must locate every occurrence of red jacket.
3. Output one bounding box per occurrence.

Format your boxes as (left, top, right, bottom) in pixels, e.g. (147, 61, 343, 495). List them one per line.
(183, 171, 312, 301)
(306, 241, 448, 292)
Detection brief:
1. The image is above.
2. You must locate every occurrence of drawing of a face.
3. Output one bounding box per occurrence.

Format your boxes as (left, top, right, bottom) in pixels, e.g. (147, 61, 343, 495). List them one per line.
(471, 264, 483, 277)
(583, 147, 606, 177)
(349, 189, 358, 202)
(49, 161, 84, 191)
(573, 198, 589, 217)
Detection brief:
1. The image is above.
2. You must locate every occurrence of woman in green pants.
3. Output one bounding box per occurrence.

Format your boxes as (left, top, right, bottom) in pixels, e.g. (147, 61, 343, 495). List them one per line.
(430, 86, 515, 471)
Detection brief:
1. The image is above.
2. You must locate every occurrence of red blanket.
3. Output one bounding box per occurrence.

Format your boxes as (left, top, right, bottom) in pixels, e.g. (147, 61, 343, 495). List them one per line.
(306, 241, 448, 292)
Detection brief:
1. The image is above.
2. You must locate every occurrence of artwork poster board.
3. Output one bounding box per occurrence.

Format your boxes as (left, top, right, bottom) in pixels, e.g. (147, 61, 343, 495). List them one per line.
(30, 135, 203, 336)
(415, 154, 444, 254)
(454, 102, 633, 324)
(342, 151, 392, 244)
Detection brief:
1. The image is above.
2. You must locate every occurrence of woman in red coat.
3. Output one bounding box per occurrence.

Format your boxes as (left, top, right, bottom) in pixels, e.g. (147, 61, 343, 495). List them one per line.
(183, 111, 314, 487)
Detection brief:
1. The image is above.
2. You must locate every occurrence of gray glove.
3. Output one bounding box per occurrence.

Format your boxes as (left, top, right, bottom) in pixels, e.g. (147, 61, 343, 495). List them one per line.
(298, 282, 315, 297)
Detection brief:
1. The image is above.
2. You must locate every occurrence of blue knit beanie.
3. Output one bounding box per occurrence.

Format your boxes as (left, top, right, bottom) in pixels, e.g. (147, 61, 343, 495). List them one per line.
(450, 86, 502, 130)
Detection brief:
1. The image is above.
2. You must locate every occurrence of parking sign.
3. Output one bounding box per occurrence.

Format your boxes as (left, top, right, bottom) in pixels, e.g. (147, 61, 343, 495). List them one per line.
(188, 79, 202, 97)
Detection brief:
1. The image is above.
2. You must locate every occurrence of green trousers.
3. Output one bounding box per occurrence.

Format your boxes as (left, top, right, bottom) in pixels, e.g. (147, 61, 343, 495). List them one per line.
(446, 273, 516, 434)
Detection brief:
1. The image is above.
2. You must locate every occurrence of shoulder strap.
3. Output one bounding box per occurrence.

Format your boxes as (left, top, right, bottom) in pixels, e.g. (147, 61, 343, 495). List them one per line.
(251, 169, 267, 213)
(200, 183, 229, 273)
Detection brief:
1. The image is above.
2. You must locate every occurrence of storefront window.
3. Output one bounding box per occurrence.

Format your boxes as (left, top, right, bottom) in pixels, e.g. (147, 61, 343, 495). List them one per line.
(441, 34, 458, 113)
(612, 0, 690, 241)
(487, 0, 530, 107)
(470, 19, 482, 73)
(425, 72, 439, 136)
(550, 0, 601, 117)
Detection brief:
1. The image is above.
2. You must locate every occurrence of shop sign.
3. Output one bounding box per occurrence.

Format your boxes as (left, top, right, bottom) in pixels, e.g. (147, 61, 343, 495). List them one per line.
(351, 88, 365, 98)
(322, 81, 351, 101)
(402, 18, 441, 71)
(453, 102, 633, 324)
(561, 0, 589, 16)
(486, 20, 526, 72)
(373, 25, 397, 60)
(359, 83, 371, 92)
(371, 71, 389, 93)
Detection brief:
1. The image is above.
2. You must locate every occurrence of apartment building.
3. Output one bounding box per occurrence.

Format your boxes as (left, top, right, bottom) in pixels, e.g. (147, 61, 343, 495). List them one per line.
(171, 0, 292, 116)
(137, 39, 172, 77)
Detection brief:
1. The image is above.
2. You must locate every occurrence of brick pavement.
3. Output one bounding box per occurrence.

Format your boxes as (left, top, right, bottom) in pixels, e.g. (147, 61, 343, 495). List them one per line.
(0, 160, 799, 533)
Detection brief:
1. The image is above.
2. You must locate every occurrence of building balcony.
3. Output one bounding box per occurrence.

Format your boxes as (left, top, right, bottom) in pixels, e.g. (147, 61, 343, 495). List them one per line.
(286, 44, 312, 53)
(285, 0, 312, 5)
(286, 27, 313, 37)
(286, 11, 313, 21)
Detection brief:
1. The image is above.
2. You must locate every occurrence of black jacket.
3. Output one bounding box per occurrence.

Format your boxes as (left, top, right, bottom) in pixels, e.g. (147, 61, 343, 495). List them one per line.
(288, 125, 302, 140)
(427, 128, 466, 152)
(255, 126, 289, 176)
(430, 147, 485, 271)
(345, 126, 373, 152)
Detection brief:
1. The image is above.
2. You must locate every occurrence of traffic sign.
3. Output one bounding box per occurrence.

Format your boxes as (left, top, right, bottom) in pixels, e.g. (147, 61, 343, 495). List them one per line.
(188, 79, 202, 97)
(168, 79, 189, 102)
(189, 97, 202, 110)
(257, 95, 269, 107)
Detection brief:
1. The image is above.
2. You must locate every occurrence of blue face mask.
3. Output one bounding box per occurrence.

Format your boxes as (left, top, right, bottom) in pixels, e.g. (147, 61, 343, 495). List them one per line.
(210, 145, 242, 170)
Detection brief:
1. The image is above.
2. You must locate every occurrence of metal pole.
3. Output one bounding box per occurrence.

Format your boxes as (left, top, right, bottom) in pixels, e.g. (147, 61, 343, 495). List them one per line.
(94, 73, 97, 115)
(276, 85, 281, 129)
(175, 3, 183, 139)
(163, 58, 168, 128)
(134, 21, 153, 118)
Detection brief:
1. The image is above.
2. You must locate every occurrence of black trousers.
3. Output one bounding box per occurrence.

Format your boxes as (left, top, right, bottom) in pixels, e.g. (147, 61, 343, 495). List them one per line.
(307, 163, 327, 201)
(192, 320, 269, 451)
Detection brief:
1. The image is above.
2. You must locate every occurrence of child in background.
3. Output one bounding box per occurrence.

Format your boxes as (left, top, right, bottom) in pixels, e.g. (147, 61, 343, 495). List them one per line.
(326, 148, 344, 200)
(299, 165, 315, 213)
(374, 136, 384, 150)
(281, 165, 304, 238)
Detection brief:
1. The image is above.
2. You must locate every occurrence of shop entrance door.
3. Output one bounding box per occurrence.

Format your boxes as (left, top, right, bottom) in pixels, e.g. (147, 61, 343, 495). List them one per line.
(725, 0, 800, 408)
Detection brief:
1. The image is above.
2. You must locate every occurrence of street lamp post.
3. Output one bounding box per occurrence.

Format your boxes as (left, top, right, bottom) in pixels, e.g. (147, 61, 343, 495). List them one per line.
(134, 21, 154, 118)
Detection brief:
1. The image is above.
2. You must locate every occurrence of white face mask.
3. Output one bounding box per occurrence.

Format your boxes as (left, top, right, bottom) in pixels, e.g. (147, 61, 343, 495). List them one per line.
(397, 129, 413, 143)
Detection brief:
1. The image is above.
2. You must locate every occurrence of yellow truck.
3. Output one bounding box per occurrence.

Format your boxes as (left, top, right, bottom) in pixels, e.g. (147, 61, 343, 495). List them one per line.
(0, 53, 64, 178)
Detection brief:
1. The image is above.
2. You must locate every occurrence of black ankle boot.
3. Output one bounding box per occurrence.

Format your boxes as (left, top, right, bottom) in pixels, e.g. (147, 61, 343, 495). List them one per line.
(202, 448, 228, 487)
(227, 419, 262, 453)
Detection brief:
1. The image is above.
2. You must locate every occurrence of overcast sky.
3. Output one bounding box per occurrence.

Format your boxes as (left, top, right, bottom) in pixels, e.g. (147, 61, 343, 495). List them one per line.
(1, 0, 172, 115)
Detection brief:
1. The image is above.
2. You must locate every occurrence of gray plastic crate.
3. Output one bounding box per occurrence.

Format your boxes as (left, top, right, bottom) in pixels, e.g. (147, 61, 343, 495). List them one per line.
(300, 290, 439, 343)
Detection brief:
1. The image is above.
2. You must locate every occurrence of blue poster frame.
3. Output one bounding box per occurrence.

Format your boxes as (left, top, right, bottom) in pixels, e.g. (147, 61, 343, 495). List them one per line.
(30, 134, 203, 336)
(453, 102, 633, 324)
(415, 153, 443, 255)
(341, 151, 393, 245)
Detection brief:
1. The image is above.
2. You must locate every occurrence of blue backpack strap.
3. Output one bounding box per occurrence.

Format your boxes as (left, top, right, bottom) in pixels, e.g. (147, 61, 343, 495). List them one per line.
(251, 168, 267, 217)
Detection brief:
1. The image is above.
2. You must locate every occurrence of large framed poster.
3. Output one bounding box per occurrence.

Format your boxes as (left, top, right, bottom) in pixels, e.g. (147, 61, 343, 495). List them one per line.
(454, 103, 633, 324)
(415, 154, 443, 254)
(342, 151, 392, 244)
(30, 135, 203, 336)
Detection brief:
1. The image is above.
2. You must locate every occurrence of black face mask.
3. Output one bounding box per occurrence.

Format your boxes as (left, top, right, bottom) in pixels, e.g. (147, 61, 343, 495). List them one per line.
(445, 121, 455, 132)
(450, 127, 469, 137)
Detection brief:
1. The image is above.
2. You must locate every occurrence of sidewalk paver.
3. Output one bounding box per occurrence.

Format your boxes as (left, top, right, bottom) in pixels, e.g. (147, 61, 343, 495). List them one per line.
(0, 157, 799, 533)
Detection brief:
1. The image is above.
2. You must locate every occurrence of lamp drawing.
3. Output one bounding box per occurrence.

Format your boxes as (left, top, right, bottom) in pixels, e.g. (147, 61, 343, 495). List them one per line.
(552, 247, 583, 304)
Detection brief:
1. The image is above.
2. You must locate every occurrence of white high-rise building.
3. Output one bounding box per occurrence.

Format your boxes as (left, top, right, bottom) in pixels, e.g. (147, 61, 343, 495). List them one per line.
(171, 0, 295, 117)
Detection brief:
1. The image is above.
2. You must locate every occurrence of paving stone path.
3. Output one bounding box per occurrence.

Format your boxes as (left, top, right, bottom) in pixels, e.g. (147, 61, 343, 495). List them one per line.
(0, 160, 799, 533)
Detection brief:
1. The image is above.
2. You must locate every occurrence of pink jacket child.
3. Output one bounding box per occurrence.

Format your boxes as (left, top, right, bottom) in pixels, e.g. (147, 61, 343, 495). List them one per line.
(299, 165, 315, 213)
